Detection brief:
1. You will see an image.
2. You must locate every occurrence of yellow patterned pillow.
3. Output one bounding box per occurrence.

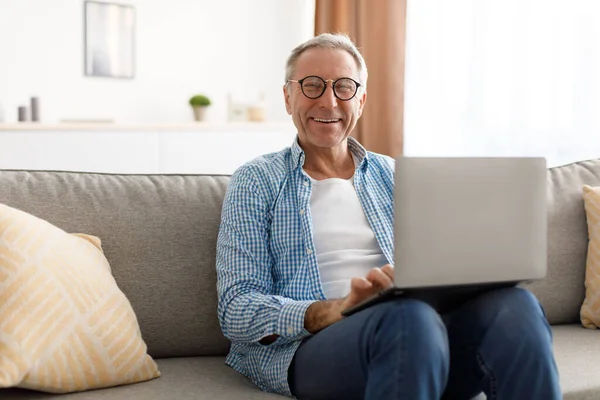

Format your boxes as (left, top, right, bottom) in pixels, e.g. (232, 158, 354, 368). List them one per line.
(0, 203, 160, 393)
(580, 185, 600, 329)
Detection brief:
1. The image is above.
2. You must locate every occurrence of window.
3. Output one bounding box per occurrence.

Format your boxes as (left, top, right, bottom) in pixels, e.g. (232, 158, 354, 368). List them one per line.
(404, 0, 600, 167)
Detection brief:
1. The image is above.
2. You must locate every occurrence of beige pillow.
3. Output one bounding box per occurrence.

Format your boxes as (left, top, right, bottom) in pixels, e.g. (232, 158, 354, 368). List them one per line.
(580, 185, 600, 329)
(0, 203, 160, 393)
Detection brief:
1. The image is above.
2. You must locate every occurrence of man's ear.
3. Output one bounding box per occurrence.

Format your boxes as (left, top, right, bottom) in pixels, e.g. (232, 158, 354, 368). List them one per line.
(283, 84, 292, 115)
(357, 90, 367, 117)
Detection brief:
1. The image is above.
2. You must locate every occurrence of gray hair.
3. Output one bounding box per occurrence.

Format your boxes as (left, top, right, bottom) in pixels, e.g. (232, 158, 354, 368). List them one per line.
(284, 33, 368, 88)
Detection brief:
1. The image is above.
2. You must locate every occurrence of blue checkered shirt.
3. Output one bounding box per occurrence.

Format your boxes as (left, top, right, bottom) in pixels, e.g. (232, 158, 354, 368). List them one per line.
(216, 136, 395, 397)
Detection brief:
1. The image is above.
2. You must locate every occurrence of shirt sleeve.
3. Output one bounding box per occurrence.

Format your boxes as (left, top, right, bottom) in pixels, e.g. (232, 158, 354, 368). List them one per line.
(216, 165, 316, 345)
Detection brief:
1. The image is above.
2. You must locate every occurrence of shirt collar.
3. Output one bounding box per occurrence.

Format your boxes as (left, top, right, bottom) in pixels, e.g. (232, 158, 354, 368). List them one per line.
(290, 135, 369, 170)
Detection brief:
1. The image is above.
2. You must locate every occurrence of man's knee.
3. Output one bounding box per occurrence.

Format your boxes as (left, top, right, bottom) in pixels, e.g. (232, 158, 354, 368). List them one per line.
(366, 299, 450, 362)
(487, 287, 547, 322)
(485, 287, 552, 344)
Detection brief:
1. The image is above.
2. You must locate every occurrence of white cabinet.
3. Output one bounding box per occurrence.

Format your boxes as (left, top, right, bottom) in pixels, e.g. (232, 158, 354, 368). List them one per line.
(0, 123, 298, 174)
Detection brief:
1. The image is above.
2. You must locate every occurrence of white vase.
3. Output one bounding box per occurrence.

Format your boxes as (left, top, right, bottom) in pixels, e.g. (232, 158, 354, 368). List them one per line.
(192, 106, 208, 122)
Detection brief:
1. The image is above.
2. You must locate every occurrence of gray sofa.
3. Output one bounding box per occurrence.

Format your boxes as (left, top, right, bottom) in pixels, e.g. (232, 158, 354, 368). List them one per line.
(1, 157, 600, 399)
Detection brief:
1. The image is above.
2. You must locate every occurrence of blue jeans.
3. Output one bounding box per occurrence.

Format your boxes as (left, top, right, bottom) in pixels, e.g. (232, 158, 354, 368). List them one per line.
(288, 287, 561, 400)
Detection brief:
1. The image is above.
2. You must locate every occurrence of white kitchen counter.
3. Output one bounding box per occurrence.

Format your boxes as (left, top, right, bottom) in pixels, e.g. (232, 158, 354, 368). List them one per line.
(0, 122, 298, 175)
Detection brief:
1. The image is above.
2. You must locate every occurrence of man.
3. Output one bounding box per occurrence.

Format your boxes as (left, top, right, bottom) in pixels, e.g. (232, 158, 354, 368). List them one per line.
(216, 33, 561, 400)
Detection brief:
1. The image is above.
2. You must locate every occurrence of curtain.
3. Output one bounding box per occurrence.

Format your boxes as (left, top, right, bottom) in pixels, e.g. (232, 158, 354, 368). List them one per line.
(315, 0, 407, 157)
(404, 0, 600, 168)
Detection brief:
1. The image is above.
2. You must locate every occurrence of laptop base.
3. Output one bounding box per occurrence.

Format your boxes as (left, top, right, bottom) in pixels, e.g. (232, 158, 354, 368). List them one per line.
(341, 282, 518, 317)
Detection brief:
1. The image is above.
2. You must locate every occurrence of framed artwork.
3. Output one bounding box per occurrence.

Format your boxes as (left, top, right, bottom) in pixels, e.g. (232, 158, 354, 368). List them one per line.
(84, 1, 135, 79)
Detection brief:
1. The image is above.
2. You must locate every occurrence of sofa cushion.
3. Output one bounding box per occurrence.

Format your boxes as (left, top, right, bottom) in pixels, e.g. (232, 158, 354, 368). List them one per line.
(0, 357, 286, 400)
(579, 185, 600, 329)
(0, 171, 231, 359)
(523, 159, 600, 324)
(0, 203, 160, 392)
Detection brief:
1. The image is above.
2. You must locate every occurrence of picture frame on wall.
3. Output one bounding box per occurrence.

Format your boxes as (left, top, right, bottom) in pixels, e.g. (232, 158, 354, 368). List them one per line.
(84, 1, 135, 79)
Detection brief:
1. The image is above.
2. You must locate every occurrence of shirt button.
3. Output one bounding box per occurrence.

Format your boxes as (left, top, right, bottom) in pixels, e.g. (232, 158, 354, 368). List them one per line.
(287, 326, 294, 334)
(299, 209, 305, 215)
(307, 248, 313, 255)
(303, 181, 309, 187)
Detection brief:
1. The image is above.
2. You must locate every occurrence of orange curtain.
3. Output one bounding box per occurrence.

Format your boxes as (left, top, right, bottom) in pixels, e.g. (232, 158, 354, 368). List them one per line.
(315, 0, 407, 157)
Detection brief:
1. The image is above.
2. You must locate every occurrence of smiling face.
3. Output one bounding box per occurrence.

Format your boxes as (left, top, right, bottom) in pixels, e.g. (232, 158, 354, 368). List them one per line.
(284, 48, 367, 152)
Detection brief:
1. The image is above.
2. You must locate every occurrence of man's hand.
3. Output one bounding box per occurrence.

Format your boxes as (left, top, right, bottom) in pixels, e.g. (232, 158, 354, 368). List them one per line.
(339, 264, 395, 315)
(303, 264, 395, 334)
(259, 264, 395, 343)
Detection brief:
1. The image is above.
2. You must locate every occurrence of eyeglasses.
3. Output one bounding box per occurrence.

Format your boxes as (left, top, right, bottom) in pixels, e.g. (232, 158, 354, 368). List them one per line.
(287, 75, 362, 101)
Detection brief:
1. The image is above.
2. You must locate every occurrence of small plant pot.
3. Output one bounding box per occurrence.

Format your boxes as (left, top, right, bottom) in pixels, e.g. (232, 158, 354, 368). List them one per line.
(192, 106, 208, 122)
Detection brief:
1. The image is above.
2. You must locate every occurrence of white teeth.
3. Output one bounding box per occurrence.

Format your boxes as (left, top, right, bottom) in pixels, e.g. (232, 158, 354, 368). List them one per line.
(314, 118, 340, 123)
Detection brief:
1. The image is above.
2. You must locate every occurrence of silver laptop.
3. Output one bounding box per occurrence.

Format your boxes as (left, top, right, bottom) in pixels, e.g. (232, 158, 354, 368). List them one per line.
(394, 157, 547, 289)
(342, 157, 547, 316)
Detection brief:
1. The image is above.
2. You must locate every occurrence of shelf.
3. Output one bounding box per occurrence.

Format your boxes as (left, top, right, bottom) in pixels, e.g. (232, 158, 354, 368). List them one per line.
(0, 126, 298, 174)
(0, 121, 297, 133)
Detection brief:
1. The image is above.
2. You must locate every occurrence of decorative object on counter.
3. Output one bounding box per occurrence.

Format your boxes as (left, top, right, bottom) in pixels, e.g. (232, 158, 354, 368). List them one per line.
(247, 92, 266, 122)
(30, 97, 40, 122)
(227, 93, 248, 122)
(228, 92, 267, 122)
(189, 94, 211, 122)
(84, 1, 135, 79)
(18, 106, 28, 122)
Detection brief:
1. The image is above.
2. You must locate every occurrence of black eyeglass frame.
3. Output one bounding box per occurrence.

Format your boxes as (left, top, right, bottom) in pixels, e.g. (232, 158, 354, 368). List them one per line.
(287, 75, 362, 101)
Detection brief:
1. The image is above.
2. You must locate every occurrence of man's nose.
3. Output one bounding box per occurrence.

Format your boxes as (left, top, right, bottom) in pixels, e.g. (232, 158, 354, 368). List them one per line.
(317, 83, 338, 109)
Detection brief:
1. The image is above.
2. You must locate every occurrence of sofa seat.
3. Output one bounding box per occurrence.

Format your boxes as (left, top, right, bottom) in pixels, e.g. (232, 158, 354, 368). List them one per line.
(1, 357, 286, 400)
(553, 324, 600, 400)
(1, 325, 599, 399)
(470, 324, 600, 400)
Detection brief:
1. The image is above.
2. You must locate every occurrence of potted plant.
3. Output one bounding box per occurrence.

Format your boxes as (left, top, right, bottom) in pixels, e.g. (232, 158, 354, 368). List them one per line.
(189, 94, 211, 122)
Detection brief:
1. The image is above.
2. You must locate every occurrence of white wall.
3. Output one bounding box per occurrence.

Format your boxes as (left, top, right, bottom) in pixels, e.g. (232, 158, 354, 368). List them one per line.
(0, 0, 315, 124)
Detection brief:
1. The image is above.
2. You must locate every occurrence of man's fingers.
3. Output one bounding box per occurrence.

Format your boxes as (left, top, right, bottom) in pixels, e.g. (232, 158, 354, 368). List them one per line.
(366, 267, 394, 289)
(380, 264, 395, 281)
(351, 277, 372, 291)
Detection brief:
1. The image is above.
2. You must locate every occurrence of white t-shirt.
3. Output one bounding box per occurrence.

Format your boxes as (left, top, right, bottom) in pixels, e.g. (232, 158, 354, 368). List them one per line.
(307, 172, 388, 299)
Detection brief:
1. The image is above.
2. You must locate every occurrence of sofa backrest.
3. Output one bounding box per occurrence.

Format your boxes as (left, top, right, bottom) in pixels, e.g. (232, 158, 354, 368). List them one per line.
(0, 170, 231, 359)
(524, 158, 600, 324)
